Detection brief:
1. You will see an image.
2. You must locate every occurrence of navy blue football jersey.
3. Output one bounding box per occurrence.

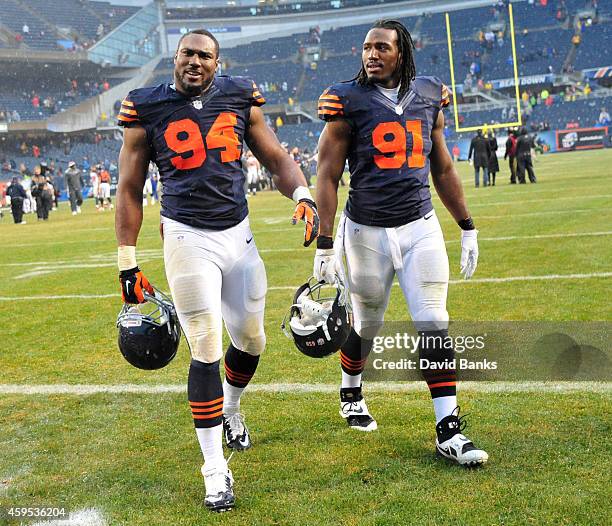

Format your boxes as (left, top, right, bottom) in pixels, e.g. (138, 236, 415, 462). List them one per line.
(118, 76, 265, 230)
(318, 77, 450, 227)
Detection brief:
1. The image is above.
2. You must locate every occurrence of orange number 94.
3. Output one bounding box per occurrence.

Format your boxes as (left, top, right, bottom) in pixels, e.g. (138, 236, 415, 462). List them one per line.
(372, 119, 424, 170)
(164, 112, 241, 171)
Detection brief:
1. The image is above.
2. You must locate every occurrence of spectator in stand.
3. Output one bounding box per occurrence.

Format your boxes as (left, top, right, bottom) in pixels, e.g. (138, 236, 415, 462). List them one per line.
(468, 129, 491, 187)
(598, 107, 610, 126)
(6, 177, 27, 224)
(504, 129, 518, 184)
(487, 131, 499, 186)
(65, 161, 83, 215)
(32, 145, 40, 158)
(32, 94, 40, 108)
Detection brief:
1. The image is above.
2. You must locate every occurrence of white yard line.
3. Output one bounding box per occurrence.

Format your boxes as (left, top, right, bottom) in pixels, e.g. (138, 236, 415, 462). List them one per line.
(1, 272, 610, 300)
(0, 382, 609, 396)
(3, 230, 610, 268)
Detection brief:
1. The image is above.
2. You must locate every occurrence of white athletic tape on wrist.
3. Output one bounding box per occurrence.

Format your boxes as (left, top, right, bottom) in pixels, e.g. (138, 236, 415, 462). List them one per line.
(117, 245, 137, 271)
(292, 186, 312, 203)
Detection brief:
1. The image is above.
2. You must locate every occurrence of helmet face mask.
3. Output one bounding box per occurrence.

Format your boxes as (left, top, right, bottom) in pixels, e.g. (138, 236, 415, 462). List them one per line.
(282, 278, 351, 358)
(117, 289, 181, 370)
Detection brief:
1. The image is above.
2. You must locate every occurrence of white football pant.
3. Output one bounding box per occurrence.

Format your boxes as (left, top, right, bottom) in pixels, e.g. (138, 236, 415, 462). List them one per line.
(339, 211, 449, 340)
(162, 216, 267, 363)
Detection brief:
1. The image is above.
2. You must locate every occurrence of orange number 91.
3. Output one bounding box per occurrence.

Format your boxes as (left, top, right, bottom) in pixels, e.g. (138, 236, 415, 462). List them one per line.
(372, 119, 424, 170)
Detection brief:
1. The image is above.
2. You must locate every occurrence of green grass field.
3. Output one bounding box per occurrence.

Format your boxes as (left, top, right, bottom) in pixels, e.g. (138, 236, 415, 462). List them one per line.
(1, 149, 611, 525)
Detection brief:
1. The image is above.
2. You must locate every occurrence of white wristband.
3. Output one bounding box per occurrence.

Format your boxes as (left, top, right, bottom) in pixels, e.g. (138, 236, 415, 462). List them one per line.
(292, 186, 313, 203)
(118, 245, 137, 271)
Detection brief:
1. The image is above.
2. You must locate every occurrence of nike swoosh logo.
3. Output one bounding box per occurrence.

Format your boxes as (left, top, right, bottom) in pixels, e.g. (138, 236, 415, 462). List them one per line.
(424, 213, 433, 220)
(246, 237, 253, 244)
(125, 280, 130, 296)
(238, 435, 249, 447)
(343, 407, 364, 415)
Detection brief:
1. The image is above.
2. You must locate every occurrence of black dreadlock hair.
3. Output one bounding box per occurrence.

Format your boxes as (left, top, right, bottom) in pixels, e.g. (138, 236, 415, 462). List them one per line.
(353, 19, 416, 99)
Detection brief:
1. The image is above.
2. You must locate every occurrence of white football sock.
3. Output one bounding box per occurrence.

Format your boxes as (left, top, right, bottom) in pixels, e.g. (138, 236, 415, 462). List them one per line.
(195, 424, 226, 472)
(433, 396, 457, 424)
(223, 380, 244, 415)
(341, 370, 362, 389)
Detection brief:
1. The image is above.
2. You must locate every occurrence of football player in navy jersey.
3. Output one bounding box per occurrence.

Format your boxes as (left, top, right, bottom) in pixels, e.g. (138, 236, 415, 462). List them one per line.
(314, 20, 488, 466)
(115, 29, 319, 512)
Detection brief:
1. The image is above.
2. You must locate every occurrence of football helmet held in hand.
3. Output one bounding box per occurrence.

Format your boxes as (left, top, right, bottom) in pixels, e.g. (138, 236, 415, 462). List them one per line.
(117, 288, 181, 370)
(282, 277, 350, 358)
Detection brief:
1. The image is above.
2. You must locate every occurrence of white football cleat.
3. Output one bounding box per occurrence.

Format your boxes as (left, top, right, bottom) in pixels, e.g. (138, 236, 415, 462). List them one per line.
(202, 465, 235, 512)
(435, 407, 488, 467)
(339, 386, 378, 432)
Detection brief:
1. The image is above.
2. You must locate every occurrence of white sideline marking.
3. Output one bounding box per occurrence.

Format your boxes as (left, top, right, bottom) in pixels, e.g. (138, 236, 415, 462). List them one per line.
(253, 207, 608, 232)
(1, 272, 610, 300)
(0, 382, 609, 396)
(30, 508, 106, 526)
(5, 230, 609, 271)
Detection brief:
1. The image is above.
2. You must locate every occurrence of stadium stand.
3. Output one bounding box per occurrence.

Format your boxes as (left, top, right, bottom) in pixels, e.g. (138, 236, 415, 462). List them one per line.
(1, 0, 610, 182)
(0, 0, 139, 50)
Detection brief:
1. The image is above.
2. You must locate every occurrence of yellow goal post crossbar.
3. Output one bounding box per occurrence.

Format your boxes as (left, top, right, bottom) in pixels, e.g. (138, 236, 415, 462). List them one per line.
(445, 3, 523, 132)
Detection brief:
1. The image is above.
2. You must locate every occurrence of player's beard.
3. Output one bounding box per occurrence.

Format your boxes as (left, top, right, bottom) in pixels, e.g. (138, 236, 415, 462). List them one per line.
(175, 71, 214, 97)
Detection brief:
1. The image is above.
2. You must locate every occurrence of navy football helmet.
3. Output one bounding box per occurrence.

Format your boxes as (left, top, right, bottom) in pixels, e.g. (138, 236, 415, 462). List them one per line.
(117, 289, 181, 370)
(282, 277, 351, 358)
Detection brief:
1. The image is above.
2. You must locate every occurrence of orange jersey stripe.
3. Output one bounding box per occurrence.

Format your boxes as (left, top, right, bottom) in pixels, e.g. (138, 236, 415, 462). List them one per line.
(319, 98, 343, 106)
(120, 107, 137, 116)
(254, 98, 266, 104)
(318, 109, 344, 116)
(189, 396, 224, 407)
(318, 102, 343, 109)
(192, 410, 224, 420)
(427, 381, 456, 389)
(117, 114, 138, 122)
(320, 94, 340, 101)
(121, 100, 134, 107)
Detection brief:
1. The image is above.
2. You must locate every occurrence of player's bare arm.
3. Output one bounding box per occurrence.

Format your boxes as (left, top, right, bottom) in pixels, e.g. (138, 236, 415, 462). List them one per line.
(246, 106, 319, 246)
(115, 125, 154, 303)
(116, 125, 150, 246)
(315, 119, 352, 237)
(429, 111, 479, 279)
(311, 118, 351, 283)
(429, 111, 471, 223)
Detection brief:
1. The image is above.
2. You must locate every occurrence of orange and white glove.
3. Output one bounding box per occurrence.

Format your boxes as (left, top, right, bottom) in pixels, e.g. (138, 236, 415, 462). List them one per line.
(291, 189, 320, 247)
(118, 246, 153, 304)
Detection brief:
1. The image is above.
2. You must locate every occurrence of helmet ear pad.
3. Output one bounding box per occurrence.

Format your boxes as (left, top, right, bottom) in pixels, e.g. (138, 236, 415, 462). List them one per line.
(117, 292, 182, 370)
